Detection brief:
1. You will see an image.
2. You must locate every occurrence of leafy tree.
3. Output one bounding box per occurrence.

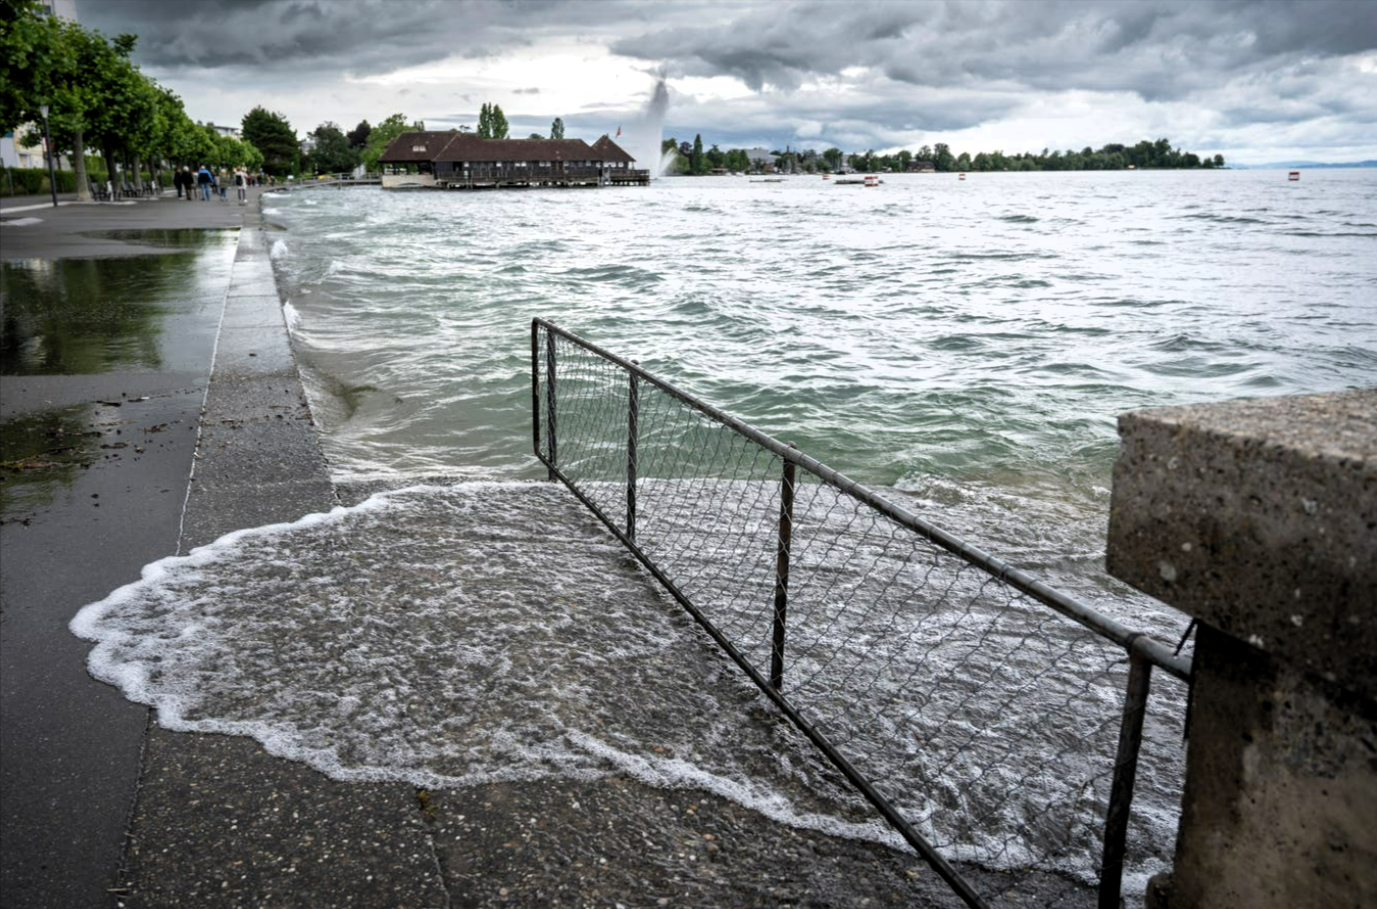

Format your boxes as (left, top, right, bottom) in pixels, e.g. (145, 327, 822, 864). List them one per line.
(307, 121, 357, 174)
(1213, 154, 1225, 167)
(527, 132, 544, 140)
(477, 102, 491, 138)
(361, 112, 424, 172)
(549, 117, 564, 140)
(705, 143, 724, 169)
(490, 104, 509, 140)
(690, 133, 707, 175)
(933, 142, 954, 172)
(241, 106, 298, 175)
(0, 0, 68, 135)
(821, 147, 843, 171)
(346, 119, 371, 149)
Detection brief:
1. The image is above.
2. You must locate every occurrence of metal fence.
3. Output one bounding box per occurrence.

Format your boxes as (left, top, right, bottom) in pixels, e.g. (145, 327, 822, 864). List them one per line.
(530, 318, 1192, 908)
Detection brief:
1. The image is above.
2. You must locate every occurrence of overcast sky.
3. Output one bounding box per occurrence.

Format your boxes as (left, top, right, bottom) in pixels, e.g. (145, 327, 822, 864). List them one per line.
(75, 0, 1377, 165)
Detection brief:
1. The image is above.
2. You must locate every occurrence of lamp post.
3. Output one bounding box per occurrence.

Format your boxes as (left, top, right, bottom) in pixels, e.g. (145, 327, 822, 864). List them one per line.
(38, 103, 57, 208)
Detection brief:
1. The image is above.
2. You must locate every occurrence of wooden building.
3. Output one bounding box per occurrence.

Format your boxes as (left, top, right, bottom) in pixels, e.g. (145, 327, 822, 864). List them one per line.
(379, 132, 648, 189)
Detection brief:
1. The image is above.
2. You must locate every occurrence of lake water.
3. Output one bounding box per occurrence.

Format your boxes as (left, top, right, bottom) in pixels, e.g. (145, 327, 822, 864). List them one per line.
(74, 171, 1376, 900)
(265, 170, 1375, 601)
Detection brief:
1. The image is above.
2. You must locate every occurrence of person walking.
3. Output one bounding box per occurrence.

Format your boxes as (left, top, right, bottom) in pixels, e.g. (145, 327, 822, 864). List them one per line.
(196, 165, 212, 200)
(183, 167, 195, 201)
(234, 167, 248, 205)
(173, 167, 184, 198)
(218, 170, 228, 201)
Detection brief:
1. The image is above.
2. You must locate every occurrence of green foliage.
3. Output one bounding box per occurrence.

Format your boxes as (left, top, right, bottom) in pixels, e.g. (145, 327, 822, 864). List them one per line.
(0, 164, 153, 196)
(527, 133, 544, 140)
(549, 117, 564, 140)
(361, 112, 424, 172)
(306, 121, 358, 174)
(346, 119, 370, 149)
(476, 102, 509, 140)
(690, 133, 708, 175)
(241, 106, 298, 175)
(0, 0, 70, 135)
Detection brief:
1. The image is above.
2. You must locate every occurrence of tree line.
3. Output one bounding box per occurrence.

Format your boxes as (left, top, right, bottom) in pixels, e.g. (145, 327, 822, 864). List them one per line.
(1, 0, 267, 199)
(662, 134, 1224, 175)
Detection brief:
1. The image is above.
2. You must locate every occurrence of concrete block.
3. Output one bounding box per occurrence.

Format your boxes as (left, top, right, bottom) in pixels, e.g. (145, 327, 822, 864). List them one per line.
(1107, 389, 1377, 697)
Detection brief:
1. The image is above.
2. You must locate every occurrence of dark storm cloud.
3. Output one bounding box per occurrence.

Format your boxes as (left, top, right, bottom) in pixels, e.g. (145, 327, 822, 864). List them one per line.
(74, 0, 616, 73)
(72, 0, 1376, 161)
(615, 0, 1377, 101)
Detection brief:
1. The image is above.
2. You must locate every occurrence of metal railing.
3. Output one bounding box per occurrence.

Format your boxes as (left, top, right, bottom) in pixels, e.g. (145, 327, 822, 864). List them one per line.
(531, 318, 1191, 908)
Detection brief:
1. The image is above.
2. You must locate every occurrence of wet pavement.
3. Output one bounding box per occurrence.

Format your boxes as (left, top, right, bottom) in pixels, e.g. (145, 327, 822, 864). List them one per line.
(0, 193, 273, 909)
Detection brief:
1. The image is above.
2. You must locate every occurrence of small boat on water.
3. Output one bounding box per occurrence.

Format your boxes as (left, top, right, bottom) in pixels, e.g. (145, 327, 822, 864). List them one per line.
(835, 175, 883, 186)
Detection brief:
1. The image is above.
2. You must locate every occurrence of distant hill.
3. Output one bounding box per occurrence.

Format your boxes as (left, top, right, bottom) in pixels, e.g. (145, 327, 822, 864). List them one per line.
(1234, 160, 1377, 169)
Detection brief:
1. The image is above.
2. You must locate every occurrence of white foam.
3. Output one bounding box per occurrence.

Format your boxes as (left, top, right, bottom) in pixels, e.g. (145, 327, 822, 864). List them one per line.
(1, 217, 43, 226)
(282, 300, 302, 334)
(270, 238, 289, 260)
(70, 481, 1179, 891)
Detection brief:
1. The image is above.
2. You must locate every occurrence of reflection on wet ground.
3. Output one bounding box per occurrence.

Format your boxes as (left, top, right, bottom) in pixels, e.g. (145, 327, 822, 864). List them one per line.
(76, 229, 240, 249)
(0, 229, 236, 376)
(0, 404, 97, 519)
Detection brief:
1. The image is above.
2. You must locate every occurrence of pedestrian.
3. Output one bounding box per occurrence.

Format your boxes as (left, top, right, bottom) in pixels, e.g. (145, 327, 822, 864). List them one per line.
(234, 167, 248, 205)
(183, 167, 195, 202)
(173, 167, 184, 198)
(218, 170, 228, 201)
(197, 164, 212, 200)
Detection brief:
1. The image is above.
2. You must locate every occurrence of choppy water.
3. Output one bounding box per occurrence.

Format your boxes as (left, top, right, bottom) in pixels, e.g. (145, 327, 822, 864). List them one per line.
(74, 171, 1376, 899)
(267, 169, 1376, 610)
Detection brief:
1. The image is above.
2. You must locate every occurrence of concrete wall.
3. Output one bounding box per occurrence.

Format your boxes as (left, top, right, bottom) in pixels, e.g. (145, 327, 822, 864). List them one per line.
(1107, 389, 1376, 909)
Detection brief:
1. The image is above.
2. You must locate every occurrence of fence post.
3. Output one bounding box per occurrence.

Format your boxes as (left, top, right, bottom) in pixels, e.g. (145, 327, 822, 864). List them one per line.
(770, 443, 798, 691)
(530, 321, 541, 461)
(545, 328, 557, 481)
(627, 363, 639, 541)
(1099, 646, 1153, 909)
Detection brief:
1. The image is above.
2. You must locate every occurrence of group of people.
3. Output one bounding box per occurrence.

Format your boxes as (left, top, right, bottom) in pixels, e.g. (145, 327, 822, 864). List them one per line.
(172, 165, 269, 205)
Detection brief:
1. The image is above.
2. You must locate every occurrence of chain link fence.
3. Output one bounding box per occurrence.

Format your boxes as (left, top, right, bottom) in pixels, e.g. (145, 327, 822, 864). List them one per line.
(531, 318, 1192, 908)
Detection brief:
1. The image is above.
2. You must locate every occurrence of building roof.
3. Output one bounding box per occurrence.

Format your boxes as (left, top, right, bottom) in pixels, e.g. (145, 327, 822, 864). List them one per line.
(589, 135, 635, 163)
(434, 134, 600, 163)
(378, 131, 463, 163)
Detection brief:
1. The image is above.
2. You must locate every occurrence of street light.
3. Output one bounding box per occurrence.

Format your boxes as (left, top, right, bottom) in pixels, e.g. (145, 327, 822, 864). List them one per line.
(38, 103, 57, 208)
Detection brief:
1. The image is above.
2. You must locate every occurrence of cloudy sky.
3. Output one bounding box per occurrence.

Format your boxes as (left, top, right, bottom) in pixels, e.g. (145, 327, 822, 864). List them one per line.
(75, 0, 1377, 165)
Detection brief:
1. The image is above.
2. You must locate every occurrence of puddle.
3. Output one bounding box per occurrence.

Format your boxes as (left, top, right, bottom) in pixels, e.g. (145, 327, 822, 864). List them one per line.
(0, 404, 98, 518)
(0, 230, 237, 375)
(77, 228, 240, 249)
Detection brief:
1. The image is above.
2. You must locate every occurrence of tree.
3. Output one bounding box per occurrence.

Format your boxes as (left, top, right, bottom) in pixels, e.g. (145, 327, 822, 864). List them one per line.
(1213, 153, 1225, 167)
(307, 121, 358, 174)
(477, 103, 491, 138)
(361, 112, 424, 172)
(241, 106, 298, 175)
(691, 133, 707, 175)
(527, 132, 544, 140)
(550, 117, 564, 140)
(490, 104, 509, 140)
(822, 147, 843, 171)
(346, 119, 371, 149)
(933, 142, 954, 172)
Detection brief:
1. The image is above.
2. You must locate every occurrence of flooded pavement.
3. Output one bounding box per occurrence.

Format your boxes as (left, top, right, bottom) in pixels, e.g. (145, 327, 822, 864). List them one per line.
(0, 223, 245, 909)
(1, 230, 235, 377)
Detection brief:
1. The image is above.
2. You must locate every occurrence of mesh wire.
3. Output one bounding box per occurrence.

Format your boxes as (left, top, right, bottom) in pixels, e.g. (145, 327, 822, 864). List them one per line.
(534, 323, 1188, 901)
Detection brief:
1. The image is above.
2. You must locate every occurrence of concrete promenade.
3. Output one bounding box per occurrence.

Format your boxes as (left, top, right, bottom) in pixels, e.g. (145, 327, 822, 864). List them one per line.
(1, 190, 1088, 908)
